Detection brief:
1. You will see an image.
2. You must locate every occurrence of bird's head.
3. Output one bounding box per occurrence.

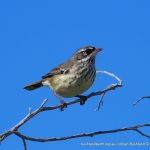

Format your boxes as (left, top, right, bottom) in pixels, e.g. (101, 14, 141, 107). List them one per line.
(71, 46, 102, 63)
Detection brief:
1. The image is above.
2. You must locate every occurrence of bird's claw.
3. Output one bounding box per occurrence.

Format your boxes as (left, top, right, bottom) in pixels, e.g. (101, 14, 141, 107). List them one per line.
(75, 95, 87, 105)
(60, 102, 67, 111)
(80, 97, 87, 105)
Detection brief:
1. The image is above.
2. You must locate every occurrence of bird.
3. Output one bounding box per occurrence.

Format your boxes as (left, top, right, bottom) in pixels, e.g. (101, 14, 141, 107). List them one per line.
(24, 46, 102, 109)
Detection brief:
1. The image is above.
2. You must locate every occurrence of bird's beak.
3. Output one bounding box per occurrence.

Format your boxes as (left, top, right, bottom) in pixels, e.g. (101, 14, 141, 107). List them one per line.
(95, 48, 103, 53)
(92, 48, 102, 57)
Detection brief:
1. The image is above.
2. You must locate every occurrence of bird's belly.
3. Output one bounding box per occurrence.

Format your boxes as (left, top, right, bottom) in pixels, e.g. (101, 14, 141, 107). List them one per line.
(48, 71, 96, 98)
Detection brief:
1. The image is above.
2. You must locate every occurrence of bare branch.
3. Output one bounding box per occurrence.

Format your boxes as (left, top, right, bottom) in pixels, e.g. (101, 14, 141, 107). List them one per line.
(0, 77, 121, 142)
(0, 70, 123, 148)
(133, 96, 150, 106)
(95, 70, 122, 110)
(134, 129, 150, 139)
(94, 93, 106, 111)
(12, 123, 150, 142)
(96, 70, 122, 85)
(21, 138, 27, 150)
(0, 99, 48, 142)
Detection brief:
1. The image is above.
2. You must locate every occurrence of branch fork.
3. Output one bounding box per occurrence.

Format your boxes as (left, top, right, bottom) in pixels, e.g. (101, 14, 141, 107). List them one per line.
(3, 70, 150, 150)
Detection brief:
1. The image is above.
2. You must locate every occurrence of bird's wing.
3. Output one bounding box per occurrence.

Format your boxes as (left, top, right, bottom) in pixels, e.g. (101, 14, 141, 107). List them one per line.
(42, 62, 70, 79)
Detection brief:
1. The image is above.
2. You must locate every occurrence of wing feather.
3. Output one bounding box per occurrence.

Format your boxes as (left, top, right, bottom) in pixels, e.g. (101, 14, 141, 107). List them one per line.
(42, 61, 70, 79)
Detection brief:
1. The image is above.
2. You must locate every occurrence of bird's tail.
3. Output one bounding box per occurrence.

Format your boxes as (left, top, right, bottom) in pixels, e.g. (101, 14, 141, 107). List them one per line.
(24, 80, 43, 91)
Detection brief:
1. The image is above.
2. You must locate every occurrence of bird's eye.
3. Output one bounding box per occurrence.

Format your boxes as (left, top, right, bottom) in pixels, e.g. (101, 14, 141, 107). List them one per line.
(82, 51, 87, 56)
(85, 49, 94, 55)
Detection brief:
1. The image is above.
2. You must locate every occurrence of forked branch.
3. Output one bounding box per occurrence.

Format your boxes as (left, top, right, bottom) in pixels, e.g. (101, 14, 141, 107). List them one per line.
(2, 70, 142, 150)
(0, 70, 122, 142)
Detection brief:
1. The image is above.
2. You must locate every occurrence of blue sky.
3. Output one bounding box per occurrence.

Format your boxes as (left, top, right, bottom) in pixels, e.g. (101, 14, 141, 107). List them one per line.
(0, 0, 150, 149)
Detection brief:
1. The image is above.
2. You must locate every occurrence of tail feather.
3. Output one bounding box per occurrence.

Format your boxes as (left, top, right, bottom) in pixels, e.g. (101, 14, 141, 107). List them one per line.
(24, 80, 43, 91)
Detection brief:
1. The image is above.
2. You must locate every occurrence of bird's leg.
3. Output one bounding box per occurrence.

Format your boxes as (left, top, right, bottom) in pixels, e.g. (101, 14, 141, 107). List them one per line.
(75, 95, 87, 105)
(54, 93, 67, 111)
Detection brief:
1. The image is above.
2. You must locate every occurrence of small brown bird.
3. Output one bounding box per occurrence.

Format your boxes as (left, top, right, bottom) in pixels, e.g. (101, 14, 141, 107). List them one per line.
(24, 46, 102, 109)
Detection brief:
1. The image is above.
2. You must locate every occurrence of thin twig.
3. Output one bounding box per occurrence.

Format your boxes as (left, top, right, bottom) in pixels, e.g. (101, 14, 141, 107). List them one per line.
(94, 93, 106, 111)
(134, 129, 150, 139)
(95, 70, 122, 110)
(133, 96, 150, 106)
(0, 99, 48, 142)
(12, 123, 150, 142)
(96, 70, 122, 85)
(21, 138, 27, 150)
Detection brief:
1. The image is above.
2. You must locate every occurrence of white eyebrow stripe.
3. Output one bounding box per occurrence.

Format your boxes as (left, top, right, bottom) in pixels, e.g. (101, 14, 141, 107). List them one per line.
(78, 49, 85, 52)
(78, 47, 94, 53)
(78, 48, 93, 53)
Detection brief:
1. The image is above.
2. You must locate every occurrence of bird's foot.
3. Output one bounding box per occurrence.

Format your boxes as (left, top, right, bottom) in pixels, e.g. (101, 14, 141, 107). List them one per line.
(76, 95, 87, 105)
(60, 102, 67, 111)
